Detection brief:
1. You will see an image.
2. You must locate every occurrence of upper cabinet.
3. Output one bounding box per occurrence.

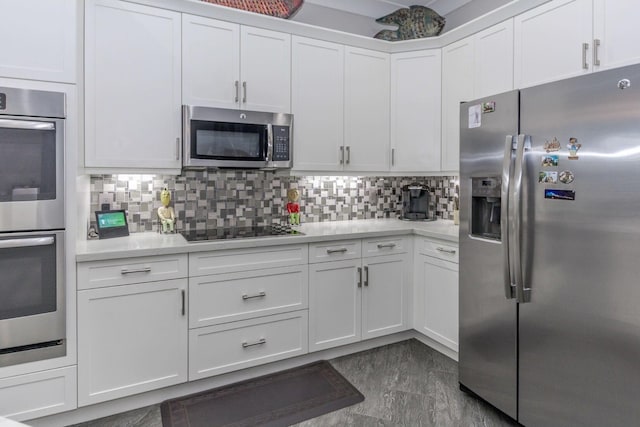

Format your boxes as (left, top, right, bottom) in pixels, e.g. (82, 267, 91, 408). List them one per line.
(182, 15, 291, 113)
(344, 47, 390, 172)
(442, 20, 514, 172)
(592, 0, 640, 72)
(291, 36, 344, 171)
(84, 0, 182, 172)
(390, 50, 441, 173)
(0, 0, 76, 83)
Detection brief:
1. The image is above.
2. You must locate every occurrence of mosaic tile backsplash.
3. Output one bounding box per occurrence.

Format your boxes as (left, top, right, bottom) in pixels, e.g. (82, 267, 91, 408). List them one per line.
(89, 172, 459, 233)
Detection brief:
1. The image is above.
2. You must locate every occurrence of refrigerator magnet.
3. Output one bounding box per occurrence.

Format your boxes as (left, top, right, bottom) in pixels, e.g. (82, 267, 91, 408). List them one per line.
(468, 104, 482, 128)
(567, 137, 582, 159)
(538, 171, 558, 184)
(559, 170, 575, 184)
(544, 189, 575, 201)
(543, 137, 561, 152)
(482, 101, 496, 113)
(541, 154, 559, 167)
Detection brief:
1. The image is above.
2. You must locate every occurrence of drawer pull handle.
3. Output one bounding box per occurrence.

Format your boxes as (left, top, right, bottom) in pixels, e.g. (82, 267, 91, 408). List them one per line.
(357, 267, 362, 288)
(327, 248, 348, 254)
(364, 265, 369, 287)
(436, 247, 457, 254)
(377, 243, 397, 249)
(181, 290, 186, 316)
(242, 338, 266, 348)
(120, 267, 151, 275)
(242, 291, 266, 300)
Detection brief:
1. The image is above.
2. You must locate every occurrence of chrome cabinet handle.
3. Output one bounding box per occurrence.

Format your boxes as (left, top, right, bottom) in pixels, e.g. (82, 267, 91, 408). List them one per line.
(502, 135, 516, 300)
(242, 291, 266, 300)
(242, 81, 247, 103)
(345, 146, 351, 165)
(242, 338, 266, 348)
(339, 146, 344, 165)
(235, 80, 239, 103)
(181, 290, 185, 316)
(391, 148, 395, 166)
(357, 267, 362, 288)
(120, 267, 151, 275)
(436, 247, 456, 254)
(326, 248, 348, 254)
(582, 42, 589, 70)
(175, 137, 180, 161)
(363, 266, 369, 287)
(593, 39, 601, 66)
(377, 243, 397, 249)
(0, 236, 54, 249)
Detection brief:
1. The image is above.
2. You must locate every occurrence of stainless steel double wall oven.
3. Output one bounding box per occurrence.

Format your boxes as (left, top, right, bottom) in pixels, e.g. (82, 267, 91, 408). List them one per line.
(0, 87, 66, 367)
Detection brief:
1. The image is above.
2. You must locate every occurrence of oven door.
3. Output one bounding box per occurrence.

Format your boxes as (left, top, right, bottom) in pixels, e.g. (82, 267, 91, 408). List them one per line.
(0, 230, 65, 366)
(0, 116, 65, 232)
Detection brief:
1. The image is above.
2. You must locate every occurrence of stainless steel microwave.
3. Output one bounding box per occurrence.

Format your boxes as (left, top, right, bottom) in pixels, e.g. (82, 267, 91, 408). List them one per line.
(182, 106, 293, 170)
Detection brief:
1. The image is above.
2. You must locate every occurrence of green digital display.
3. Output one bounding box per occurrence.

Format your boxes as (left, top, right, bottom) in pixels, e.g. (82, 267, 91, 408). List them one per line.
(97, 211, 126, 228)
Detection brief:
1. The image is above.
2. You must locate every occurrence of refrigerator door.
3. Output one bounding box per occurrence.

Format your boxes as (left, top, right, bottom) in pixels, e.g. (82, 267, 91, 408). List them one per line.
(519, 64, 640, 426)
(459, 90, 519, 419)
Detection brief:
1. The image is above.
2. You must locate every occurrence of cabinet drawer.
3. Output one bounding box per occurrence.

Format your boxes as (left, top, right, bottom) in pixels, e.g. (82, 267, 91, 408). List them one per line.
(190, 265, 309, 328)
(309, 240, 361, 263)
(417, 239, 459, 263)
(189, 244, 308, 277)
(363, 236, 409, 257)
(189, 311, 308, 380)
(77, 254, 188, 290)
(0, 366, 77, 422)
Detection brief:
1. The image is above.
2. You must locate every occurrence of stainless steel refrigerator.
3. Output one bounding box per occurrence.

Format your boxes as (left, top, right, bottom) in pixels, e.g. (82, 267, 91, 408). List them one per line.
(459, 63, 640, 427)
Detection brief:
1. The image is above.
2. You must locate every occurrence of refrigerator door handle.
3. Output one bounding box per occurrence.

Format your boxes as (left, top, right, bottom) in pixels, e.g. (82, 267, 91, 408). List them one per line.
(502, 135, 516, 299)
(512, 134, 531, 303)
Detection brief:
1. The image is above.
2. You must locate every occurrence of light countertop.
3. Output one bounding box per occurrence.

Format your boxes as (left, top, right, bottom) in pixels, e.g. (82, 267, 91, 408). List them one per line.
(76, 218, 458, 262)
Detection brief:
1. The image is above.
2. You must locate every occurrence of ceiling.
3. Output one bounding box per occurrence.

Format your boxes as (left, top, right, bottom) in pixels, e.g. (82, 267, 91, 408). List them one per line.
(303, 0, 475, 19)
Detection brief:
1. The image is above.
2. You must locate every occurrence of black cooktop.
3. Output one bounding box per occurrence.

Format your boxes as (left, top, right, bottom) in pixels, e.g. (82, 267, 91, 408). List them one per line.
(181, 225, 304, 242)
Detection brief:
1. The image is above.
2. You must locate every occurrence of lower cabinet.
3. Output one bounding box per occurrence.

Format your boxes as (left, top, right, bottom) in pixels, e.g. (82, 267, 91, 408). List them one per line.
(77, 279, 188, 406)
(309, 238, 409, 352)
(414, 239, 459, 351)
(0, 366, 77, 422)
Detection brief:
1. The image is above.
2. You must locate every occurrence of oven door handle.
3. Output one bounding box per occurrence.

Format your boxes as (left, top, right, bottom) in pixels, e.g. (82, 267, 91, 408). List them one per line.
(0, 236, 55, 249)
(0, 119, 55, 131)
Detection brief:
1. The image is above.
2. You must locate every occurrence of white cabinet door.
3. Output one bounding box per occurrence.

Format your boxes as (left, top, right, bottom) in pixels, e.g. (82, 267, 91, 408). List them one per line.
(85, 0, 182, 170)
(362, 254, 409, 340)
(291, 36, 344, 171)
(415, 255, 459, 351)
(390, 50, 441, 172)
(77, 279, 188, 406)
(441, 37, 474, 172)
(0, 0, 76, 83)
(593, 0, 640, 71)
(308, 259, 361, 351)
(514, 0, 593, 89)
(182, 15, 240, 109)
(240, 26, 291, 113)
(474, 20, 514, 99)
(344, 47, 390, 172)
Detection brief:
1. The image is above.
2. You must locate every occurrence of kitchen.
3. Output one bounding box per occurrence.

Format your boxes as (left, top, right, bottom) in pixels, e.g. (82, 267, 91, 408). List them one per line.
(1, 0, 640, 426)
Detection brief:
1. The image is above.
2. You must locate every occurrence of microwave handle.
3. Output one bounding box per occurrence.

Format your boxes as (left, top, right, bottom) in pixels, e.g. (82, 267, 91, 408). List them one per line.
(266, 124, 273, 161)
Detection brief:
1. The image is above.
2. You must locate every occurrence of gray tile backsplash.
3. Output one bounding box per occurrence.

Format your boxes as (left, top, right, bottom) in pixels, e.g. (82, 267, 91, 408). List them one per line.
(89, 172, 459, 233)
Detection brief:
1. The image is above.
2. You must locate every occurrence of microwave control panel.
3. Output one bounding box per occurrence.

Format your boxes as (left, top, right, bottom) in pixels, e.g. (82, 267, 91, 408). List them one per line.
(272, 125, 290, 161)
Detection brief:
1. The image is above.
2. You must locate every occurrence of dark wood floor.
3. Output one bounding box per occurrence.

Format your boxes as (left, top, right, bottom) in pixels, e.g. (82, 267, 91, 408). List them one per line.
(69, 339, 518, 427)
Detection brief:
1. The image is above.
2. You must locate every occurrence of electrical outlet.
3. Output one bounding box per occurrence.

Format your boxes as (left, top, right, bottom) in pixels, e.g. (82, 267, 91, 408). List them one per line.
(99, 193, 111, 210)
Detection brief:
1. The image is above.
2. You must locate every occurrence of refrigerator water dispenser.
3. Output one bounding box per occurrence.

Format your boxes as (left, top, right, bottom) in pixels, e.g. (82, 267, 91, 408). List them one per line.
(471, 177, 501, 240)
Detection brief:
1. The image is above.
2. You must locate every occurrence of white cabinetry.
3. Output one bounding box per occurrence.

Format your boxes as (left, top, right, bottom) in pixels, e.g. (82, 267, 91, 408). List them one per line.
(291, 36, 344, 171)
(390, 50, 441, 172)
(309, 238, 409, 352)
(182, 14, 291, 113)
(77, 255, 189, 406)
(344, 47, 390, 172)
(188, 245, 308, 380)
(0, 0, 76, 83)
(442, 20, 514, 172)
(84, 0, 182, 172)
(593, 0, 640, 71)
(414, 238, 459, 351)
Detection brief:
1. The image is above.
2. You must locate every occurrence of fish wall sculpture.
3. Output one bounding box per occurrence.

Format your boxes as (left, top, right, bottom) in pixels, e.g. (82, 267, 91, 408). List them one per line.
(374, 5, 445, 41)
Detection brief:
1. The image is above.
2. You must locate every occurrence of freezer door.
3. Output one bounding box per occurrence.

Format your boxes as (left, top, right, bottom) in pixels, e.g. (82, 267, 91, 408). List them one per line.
(459, 90, 519, 419)
(519, 64, 640, 426)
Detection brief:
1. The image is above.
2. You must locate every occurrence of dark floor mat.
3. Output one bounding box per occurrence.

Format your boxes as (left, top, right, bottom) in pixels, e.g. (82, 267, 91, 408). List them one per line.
(160, 360, 364, 427)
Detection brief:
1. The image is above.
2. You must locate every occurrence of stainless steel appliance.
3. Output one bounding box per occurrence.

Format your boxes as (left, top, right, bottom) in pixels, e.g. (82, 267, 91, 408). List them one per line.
(181, 225, 303, 242)
(459, 64, 640, 426)
(183, 106, 293, 170)
(401, 183, 435, 221)
(0, 87, 66, 366)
